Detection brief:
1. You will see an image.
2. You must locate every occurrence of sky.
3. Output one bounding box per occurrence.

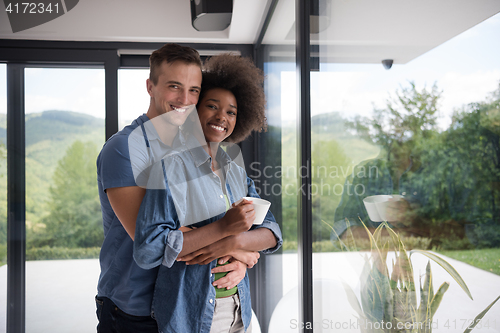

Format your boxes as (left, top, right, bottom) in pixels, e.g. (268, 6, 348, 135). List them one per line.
(280, 12, 500, 129)
(0, 12, 499, 131)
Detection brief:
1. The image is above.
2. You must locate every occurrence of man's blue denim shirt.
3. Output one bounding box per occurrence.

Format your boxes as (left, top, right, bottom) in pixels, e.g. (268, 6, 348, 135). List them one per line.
(133, 134, 283, 333)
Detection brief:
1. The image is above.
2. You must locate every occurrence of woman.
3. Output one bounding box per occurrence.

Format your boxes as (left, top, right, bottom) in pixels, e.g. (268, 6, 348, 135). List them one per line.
(134, 54, 282, 333)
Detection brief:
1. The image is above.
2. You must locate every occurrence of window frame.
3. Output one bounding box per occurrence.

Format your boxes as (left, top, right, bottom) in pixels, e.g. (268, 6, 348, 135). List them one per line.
(0, 40, 266, 333)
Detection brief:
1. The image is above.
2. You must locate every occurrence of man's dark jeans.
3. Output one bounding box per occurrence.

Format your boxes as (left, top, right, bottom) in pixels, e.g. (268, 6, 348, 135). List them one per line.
(95, 296, 158, 333)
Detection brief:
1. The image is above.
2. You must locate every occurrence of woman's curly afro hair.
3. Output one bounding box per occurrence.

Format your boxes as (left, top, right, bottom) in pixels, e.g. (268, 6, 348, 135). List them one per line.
(199, 54, 267, 143)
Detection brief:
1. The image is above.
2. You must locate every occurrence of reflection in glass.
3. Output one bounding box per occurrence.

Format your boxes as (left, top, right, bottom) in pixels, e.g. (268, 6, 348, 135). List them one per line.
(259, 53, 299, 333)
(257, 1, 299, 331)
(24, 68, 105, 332)
(311, 5, 500, 333)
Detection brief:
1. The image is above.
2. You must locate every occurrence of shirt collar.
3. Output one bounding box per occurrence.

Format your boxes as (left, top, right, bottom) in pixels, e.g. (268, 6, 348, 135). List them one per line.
(175, 133, 232, 169)
(142, 118, 161, 142)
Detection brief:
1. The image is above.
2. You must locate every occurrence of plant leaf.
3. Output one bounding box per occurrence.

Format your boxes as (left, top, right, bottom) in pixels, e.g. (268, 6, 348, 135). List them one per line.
(385, 224, 417, 316)
(410, 250, 473, 300)
(463, 295, 500, 333)
(321, 219, 349, 252)
(360, 258, 383, 322)
(372, 259, 394, 323)
(344, 219, 358, 250)
(429, 282, 449, 318)
(418, 261, 434, 324)
(360, 221, 390, 278)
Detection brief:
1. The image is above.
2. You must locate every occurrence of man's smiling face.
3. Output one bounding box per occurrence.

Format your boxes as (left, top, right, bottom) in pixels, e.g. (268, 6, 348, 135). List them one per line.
(146, 60, 202, 126)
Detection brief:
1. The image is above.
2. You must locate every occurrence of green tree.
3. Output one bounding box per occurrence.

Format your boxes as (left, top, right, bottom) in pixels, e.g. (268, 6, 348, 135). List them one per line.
(349, 81, 441, 150)
(347, 81, 442, 177)
(33, 140, 103, 248)
(417, 83, 500, 247)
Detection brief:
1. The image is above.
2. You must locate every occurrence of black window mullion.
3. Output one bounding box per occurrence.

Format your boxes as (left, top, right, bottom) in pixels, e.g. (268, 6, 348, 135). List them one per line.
(105, 53, 119, 140)
(7, 63, 26, 333)
(296, 0, 313, 332)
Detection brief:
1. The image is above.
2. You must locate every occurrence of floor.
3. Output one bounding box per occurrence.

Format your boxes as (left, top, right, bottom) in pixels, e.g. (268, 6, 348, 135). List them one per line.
(0, 252, 499, 333)
(0, 259, 99, 333)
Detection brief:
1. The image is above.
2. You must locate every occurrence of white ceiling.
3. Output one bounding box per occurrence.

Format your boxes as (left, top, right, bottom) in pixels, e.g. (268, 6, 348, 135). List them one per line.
(1, 0, 499, 64)
(0, 0, 270, 44)
(264, 0, 500, 64)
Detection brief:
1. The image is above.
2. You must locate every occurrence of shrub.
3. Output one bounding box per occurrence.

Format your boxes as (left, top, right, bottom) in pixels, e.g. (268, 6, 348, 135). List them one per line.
(26, 246, 100, 260)
(434, 236, 474, 251)
(465, 221, 500, 249)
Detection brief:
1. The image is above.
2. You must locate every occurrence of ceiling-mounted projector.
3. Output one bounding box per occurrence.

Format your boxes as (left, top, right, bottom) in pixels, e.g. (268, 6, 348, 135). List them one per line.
(191, 0, 233, 31)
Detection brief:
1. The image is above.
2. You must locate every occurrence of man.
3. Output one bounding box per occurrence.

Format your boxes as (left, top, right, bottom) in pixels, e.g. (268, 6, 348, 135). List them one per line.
(95, 43, 204, 332)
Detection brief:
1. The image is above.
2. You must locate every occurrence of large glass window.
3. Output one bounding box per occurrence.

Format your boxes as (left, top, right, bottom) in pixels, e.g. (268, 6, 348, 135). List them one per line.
(255, 1, 300, 332)
(24, 67, 105, 332)
(260, 2, 500, 332)
(311, 6, 500, 333)
(253, 55, 296, 333)
(118, 69, 150, 130)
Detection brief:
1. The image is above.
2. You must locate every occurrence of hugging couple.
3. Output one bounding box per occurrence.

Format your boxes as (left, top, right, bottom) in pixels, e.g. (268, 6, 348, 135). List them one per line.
(96, 43, 282, 333)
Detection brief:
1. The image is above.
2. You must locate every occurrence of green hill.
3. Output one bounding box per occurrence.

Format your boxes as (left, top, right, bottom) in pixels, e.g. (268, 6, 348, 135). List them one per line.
(25, 110, 104, 173)
(25, 110, 103, 146)
(0, 110, 105, 234)
(280, 111, 380, 166)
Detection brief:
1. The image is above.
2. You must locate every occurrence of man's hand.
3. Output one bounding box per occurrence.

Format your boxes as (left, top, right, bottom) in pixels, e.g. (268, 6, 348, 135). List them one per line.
(211, 259, 247, 290)
(218, 250, 260, 268)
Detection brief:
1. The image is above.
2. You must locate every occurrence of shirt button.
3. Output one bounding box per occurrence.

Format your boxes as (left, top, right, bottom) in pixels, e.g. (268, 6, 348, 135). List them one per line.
(209, 299, 214, 304)
(220, 195, 223, 199)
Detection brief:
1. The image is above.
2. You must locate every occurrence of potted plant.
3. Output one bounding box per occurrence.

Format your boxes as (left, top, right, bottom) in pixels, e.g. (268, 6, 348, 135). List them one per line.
(328, 220, 499, 333)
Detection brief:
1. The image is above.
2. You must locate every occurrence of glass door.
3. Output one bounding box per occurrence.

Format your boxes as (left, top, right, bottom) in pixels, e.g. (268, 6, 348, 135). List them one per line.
(24, 67, 105, 333)
(312, 3, 500, 332)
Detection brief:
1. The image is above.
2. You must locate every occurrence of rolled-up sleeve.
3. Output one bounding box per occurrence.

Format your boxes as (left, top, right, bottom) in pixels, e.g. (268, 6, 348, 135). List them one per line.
(246, 177, 283, 254)
(133, 161, 184, 269)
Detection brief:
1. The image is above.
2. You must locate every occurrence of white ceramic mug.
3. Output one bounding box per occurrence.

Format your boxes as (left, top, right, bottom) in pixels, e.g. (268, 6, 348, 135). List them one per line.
(242, 197, 271, 225)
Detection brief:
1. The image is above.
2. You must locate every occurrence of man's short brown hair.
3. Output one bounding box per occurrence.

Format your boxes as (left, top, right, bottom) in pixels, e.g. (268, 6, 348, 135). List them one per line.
(149, 43, 202, 85)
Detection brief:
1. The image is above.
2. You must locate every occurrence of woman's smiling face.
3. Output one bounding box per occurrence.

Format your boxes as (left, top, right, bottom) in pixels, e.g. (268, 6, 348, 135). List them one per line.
(197, 88, 237, 143)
